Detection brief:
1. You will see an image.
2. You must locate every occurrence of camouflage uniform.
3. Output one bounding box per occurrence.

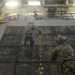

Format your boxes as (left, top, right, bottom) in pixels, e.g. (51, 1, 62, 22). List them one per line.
(51, 35, 74, 75)
(24, 22, 41, 56)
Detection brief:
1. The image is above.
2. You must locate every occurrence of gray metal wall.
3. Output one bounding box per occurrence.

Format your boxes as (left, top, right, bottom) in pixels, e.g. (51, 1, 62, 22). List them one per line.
(6, 20, 75, 26)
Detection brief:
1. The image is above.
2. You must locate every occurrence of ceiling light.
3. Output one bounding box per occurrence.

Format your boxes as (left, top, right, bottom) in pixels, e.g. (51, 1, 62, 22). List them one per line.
(74, 2, 75, 5)
(28, 1, 41, 6)
(6, 2, 18, 7)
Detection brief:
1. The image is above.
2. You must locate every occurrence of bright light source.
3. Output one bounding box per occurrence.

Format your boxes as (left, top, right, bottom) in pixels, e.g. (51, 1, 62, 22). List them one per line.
(28, 1, 41, 6)
(66, 1, 68, 4)
(6, 2, 18, 7)
(74, 2, 75, 5)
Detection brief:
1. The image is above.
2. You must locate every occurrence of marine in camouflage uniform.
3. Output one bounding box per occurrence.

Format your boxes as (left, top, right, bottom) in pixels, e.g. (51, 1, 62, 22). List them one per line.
(51, 35, 74, 75)
(24, 22, 41, 57)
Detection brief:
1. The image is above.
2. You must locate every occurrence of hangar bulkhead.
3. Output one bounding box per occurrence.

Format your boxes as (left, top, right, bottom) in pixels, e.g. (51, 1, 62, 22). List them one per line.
(0, 0, 75, 75)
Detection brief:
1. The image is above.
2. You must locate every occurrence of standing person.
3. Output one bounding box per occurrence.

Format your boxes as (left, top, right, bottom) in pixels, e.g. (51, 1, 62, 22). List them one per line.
(51, 34, 74, 75)
(24, 22, 42, 58)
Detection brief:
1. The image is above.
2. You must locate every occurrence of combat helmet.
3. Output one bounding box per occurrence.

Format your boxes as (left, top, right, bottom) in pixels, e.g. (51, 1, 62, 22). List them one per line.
(54, 35, 66, 44)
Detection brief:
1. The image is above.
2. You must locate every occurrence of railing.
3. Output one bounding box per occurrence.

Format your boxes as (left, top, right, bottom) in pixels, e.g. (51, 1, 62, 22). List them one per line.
(16, 13, 75, 20)
(46, 13, 75, 20)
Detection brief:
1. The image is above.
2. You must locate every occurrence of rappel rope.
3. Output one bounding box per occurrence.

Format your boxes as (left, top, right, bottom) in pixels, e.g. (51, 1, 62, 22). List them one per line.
(38, 34, 44, 75)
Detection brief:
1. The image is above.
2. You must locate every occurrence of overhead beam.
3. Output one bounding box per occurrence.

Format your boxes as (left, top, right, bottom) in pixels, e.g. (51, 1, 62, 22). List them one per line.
(20, 4, 75, 7)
